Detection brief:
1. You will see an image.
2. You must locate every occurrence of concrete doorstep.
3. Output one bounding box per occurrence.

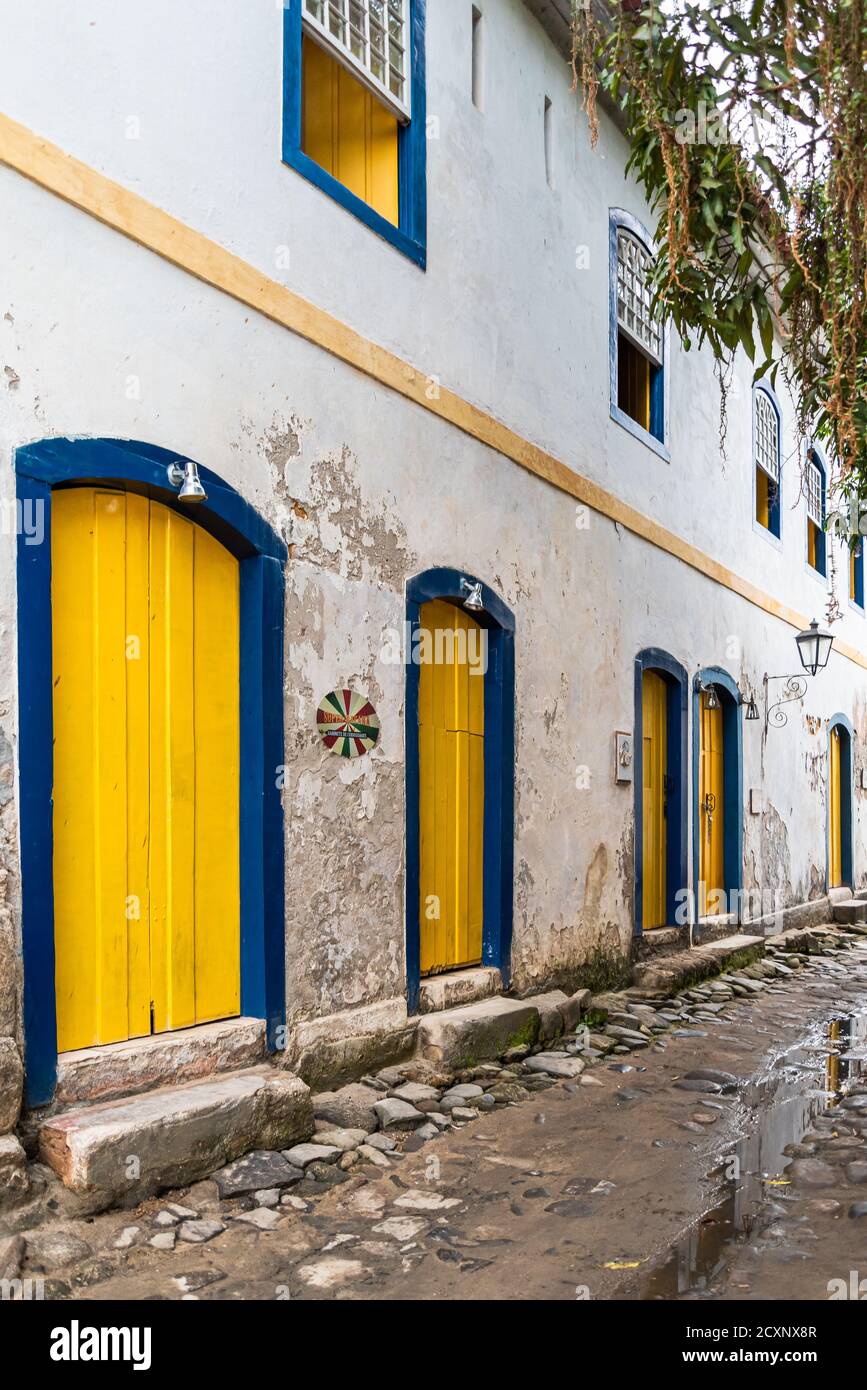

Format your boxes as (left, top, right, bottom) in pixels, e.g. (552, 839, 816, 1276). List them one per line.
(37, 1066, 313, 1209)
(415, 988, 587, 1070)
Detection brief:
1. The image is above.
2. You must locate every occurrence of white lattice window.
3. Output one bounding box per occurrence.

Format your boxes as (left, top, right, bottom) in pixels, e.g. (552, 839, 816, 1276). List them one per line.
(616, 229, 662, 366)
(303, 0, 411, 120)
(755, 391, 780, 481)
(807, 455, 824, 525)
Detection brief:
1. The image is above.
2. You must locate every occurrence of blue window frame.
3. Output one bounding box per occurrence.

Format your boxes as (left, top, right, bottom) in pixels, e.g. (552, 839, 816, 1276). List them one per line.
(806, 444, 827, 577)
(753, 384, 782, 541)
(282, 0, 427, 267)
(609, 208, 668, 460)
(15, 438, 287, 1107)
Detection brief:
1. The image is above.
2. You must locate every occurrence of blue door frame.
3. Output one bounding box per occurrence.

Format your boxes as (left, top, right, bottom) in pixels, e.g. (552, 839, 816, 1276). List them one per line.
(828, 714, 855, 888)
(404, 568, 515, 1015)
(16, 437, 287, 1106)
(633, 649, 689, 934)
(692, 666, 744, 922)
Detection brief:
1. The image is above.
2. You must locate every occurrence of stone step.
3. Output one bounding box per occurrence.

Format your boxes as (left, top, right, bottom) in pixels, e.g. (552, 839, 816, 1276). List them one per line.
(631, 935, 765, 995)
(416, 997, 540, 1069)
(38, 1065, 313, 1206)
(55, 1017, 266, 1108)
(833, 901, 867, 925)
(633, 925, 689, 960)
(418, 966, 502, 1015)
(829, 886, 854, 904)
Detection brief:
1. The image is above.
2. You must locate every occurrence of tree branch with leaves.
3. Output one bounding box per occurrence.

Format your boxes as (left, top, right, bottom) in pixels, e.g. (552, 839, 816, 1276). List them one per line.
(573, 0, 866, 515)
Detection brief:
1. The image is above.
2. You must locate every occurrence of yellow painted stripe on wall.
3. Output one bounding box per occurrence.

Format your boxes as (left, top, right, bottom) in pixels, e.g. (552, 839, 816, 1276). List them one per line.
(4, 112, 866, 672)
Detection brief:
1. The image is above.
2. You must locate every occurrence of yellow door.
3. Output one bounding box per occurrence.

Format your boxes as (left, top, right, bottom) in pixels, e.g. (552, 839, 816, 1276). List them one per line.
(829, 726, 842, 888)
(698, 692, 725, 915)
(418, 599, 484, 974)
(52, 489, 241, 1053)
(642, 671, 668, 929)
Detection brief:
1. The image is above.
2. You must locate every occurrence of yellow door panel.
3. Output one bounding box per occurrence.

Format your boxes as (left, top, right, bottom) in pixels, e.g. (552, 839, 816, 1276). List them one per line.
(149, 505, 197, 1032)
(830, 727, 842, 888)
(642, 671, 667, 929)
(124, 492, 152, 1040)
(698, 693, 725, 915)
(193, 526, 241, 1022)
(418, 600, 484, 974)
(756, 468, 769, 528)
(302, 35, 399, 226)
(52, 489, 240, 1052)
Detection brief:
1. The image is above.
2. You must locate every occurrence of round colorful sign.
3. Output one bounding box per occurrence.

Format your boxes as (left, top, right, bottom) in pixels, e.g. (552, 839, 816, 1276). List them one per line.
(316, 689, 380, 759)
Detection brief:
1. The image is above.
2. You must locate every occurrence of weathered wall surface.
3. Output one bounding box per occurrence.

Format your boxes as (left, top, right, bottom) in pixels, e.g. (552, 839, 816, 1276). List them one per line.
(0, 0, 865, 1107)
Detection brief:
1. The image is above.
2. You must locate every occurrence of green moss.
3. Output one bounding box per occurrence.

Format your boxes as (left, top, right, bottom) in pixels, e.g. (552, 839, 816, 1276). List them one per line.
(723, 946, 764, 974)
(569, 946, 632, 996)
(505, 1016, 540, 1051)
(671, 943, 766, 1000)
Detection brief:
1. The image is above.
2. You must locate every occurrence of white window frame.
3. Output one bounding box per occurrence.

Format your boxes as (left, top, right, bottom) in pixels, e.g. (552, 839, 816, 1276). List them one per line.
(807, 456, 824, 526)
(754, 391, 780, 483)
(616, 229, 663, 367)
(302, 0, 412, 122)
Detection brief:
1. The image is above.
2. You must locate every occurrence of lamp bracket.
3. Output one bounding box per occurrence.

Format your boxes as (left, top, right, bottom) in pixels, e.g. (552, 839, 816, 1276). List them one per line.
(763, 672, 809, 730)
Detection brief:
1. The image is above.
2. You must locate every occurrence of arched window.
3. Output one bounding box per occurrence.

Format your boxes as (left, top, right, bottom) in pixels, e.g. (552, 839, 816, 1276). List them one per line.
(610, 211, 665, 449)
(754, 387, 781, 538)
(806, 446, 827, 576)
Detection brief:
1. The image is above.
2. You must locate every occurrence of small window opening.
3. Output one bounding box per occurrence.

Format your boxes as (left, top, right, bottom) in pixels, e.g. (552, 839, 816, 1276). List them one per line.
(544, 97, 554, 187)
(471, 7, 484, 110)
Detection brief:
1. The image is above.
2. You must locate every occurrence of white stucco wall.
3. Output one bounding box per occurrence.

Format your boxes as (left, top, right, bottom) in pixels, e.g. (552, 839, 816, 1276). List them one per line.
(0, 0, 864, 1056)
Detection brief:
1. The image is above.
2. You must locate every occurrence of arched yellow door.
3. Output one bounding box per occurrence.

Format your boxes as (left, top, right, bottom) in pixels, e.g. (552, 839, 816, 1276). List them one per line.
(51, 489, 241, 1052)
(642, 670, 668, 929)
(699, 691, 725, 916)
(418, 599, 484, 974)
(829, 726, 842, 888)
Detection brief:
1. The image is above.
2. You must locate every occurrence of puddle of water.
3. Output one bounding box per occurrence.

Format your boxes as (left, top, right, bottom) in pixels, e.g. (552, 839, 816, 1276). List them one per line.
(640, 1007, 867, 1299)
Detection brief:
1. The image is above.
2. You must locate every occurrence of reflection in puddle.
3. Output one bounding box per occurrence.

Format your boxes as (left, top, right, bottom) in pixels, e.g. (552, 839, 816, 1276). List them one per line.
(641, 1008, 867, 1299)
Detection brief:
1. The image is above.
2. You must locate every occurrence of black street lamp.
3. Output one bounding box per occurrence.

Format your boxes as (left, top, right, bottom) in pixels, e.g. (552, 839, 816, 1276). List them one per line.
(795, 619, 835, 677)
(762, 619, 835, 730)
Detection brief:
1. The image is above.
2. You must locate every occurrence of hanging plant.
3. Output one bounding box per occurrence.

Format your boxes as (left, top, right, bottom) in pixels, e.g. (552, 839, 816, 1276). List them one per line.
(572, 0, 867, 519)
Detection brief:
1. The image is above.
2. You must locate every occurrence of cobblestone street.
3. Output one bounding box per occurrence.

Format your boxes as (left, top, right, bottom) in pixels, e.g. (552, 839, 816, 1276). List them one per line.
(5, 927, 867, 1304)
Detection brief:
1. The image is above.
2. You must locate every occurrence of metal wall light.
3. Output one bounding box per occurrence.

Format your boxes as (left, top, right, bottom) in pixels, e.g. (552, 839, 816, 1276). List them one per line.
(794, 619, 834, 677)
(699, 682, 719, 710)
(167, 459, 208, 504)
(763, 619, 834, 730)
(460, 578, 484, 612)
